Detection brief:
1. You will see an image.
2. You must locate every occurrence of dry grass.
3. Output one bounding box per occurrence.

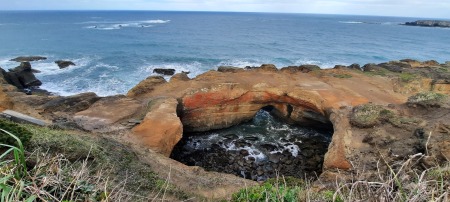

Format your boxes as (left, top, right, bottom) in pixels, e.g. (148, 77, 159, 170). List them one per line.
(231, 153, 449, 202)
(331, 153, 449, 202)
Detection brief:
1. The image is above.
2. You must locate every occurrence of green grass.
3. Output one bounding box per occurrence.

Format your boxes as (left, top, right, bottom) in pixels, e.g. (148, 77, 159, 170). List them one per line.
(399, 72, 417, 82)
(333, 74, 353, 79)
(231, 179, 302, 202)
(0, 122, 190, 201)
(0, 129, 36, 202)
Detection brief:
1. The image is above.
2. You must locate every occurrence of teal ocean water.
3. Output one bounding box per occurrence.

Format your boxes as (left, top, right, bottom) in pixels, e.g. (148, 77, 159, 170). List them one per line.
(0, 11, 449, 96)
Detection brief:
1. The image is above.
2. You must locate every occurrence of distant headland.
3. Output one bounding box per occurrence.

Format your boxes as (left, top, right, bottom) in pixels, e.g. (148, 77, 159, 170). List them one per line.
(404, 20, 450, 28)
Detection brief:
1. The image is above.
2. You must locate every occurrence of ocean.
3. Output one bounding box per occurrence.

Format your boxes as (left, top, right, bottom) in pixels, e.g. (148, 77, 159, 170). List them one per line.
(0, 11, 449, 96)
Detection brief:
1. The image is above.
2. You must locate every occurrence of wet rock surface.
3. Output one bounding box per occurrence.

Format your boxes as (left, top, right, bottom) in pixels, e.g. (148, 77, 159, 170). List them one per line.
(171, 110, 332, 181)
(55, 60, 76, 69)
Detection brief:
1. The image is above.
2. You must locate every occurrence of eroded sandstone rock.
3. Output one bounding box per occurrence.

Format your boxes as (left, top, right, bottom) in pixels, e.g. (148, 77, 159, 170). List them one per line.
(127, 76, 166, 97)
(132, 97, 182, 156)
(74, 95, 141, 131)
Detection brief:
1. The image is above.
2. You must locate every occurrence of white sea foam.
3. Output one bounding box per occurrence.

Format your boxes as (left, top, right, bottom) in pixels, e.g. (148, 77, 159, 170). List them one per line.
(217, 59, 262, 68)
(81, 19, 169, 30)
(140, 19, 171, 24)
(35, 56, 93, 76)
(294, 59, 349, 69)
(139, 62, 204, 79)
(41, 76, 127, 97)
(339, 21, 364, 24)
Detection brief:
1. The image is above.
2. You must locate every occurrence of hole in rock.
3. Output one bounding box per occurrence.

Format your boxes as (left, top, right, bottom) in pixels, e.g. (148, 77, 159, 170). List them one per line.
(170, 108, 333, 181)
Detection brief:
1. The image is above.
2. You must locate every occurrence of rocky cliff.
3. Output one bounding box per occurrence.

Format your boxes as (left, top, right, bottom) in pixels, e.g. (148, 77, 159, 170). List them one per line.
(1, 58, 449, 199)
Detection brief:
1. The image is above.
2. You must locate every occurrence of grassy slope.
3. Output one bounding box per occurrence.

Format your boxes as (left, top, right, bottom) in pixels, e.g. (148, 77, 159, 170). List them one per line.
(1, 121, 190, 201)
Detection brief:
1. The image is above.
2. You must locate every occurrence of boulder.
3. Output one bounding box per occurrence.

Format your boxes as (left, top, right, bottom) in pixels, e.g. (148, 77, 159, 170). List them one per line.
(132, 97, 182, 156)
(378, 62, 404, 73)
(258, 64, 278, 72)
(347, 63, 361, 71)
(170, 73, 190, 82)
(400, 59, 422, 68)
(217, 66, 244, 73)
(55, 60, 76, 69)
(299, 64, 320, 72)
(10, 56, 47, 62)
(362, 63, 383, 72)
(74, 95, 142, 131)
(280, 65, 320, 73)
(127, 76, 166, 97)
(153, 68, 175, 75)
(423, 60, 440, 67)
(333, 65, 347, 69)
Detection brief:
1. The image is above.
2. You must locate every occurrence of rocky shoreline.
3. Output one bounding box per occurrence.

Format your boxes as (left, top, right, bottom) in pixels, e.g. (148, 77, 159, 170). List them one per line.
(1, 56, 449, 199)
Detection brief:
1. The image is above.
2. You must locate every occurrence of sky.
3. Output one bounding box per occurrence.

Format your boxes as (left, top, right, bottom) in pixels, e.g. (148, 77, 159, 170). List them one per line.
(2, 0, 450, 19)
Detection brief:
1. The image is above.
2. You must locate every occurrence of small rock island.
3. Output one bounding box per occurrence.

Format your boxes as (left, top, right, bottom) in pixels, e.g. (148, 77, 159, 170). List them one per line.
(404, 20, 450, 28)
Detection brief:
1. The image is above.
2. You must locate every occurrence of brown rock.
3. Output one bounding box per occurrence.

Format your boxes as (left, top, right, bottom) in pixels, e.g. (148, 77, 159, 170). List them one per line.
(400, 59, 422, 68)
(74, 95, 142, 131)
(170, 73, 190, 82)
(132, 97, 182, 156)
(41, 92, 100, 113)
(217, 66, 244, 73)
(127, 76, 166, 97)
(258, 64, 277, 72)
(423, 60, 440, 67)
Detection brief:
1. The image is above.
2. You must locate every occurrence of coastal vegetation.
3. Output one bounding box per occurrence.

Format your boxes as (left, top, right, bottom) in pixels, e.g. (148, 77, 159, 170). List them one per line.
(0, 120, 190, 201)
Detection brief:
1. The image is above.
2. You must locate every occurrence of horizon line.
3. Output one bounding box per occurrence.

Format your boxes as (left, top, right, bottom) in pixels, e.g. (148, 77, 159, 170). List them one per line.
(0, 9, 446, 20)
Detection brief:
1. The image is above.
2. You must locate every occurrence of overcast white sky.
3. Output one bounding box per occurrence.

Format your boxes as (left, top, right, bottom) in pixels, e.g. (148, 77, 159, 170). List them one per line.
(2, 0, 450, 19)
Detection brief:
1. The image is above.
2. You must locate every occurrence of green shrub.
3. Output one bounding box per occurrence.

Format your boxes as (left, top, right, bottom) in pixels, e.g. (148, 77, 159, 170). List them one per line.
(0, 119, 33, 147)
(399, 72, 417, 82)
(350, 104, 392, 128)
(232, 182, 300, 202)
(407, 92, 448, 108)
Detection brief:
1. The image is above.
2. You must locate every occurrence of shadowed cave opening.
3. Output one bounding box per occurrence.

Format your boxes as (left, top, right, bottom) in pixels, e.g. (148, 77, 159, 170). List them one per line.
(170, 106, 334, 181)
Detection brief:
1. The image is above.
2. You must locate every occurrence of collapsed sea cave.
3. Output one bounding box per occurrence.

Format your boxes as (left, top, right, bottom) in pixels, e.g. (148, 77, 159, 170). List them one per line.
(170, 106, 334, 181)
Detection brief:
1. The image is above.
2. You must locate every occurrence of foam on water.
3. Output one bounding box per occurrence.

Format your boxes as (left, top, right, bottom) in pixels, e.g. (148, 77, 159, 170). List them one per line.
(339, 21, 364, 24)
(139, 61, 205, 79)
(81, 19, 169, 30)
(294, 59, 349, 69)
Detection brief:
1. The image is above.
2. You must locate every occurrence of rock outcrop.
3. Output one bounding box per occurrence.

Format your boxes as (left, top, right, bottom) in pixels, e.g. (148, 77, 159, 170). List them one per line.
(1, 62, 42, 89)
(74, 95, 142, 131)
(405, 20, 450, 28)
(10, 56, 47, 62)
(55, 60, 76, 69)
(126, 76, 166, 97)
(131, 97, 182, 156)
(153, 68, 175, 75)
